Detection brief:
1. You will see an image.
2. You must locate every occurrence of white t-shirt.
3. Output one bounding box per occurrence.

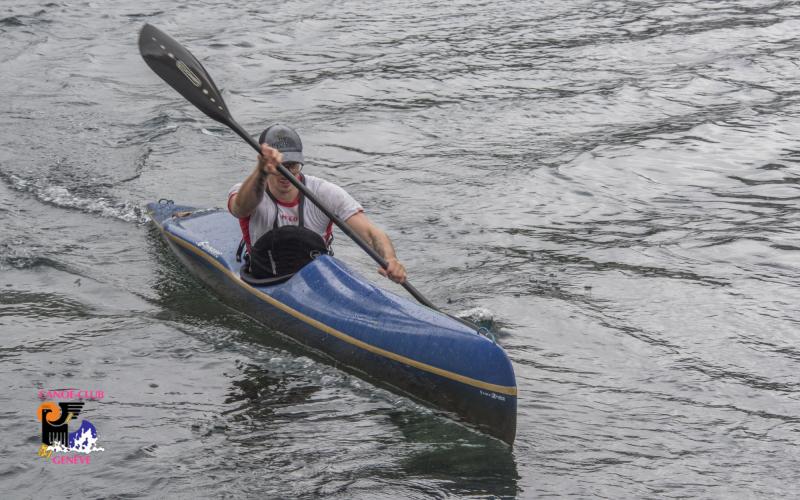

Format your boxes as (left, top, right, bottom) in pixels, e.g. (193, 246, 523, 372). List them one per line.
(227, 174, 363, 246)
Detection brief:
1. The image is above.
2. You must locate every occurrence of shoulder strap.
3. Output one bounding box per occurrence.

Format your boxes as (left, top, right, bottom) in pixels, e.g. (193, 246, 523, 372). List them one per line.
(265, 186, 280, 230)
(298, 174, 306, 228)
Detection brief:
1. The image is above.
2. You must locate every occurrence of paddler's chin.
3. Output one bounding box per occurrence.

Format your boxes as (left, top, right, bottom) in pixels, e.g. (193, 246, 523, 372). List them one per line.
(268, 176, 295, 196)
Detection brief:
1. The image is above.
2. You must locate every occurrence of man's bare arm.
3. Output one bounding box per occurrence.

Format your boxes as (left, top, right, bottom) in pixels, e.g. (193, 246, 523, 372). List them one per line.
(230, 144, 282, 218)
(345, 212, 407, 284)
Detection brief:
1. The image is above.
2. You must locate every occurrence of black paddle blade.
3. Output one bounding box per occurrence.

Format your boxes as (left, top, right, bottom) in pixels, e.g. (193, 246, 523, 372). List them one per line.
(138, 24, 232, 126)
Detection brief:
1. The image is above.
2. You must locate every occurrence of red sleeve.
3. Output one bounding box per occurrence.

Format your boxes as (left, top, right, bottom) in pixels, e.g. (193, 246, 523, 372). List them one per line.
(227, 192, 237, 215)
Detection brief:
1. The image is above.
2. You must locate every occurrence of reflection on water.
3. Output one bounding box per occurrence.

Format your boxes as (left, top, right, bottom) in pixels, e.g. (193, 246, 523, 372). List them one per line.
(390, 411, 519, 497)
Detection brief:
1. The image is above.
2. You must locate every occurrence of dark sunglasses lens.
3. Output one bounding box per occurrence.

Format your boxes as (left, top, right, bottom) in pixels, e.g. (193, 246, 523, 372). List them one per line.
(284, 163, 302, 172)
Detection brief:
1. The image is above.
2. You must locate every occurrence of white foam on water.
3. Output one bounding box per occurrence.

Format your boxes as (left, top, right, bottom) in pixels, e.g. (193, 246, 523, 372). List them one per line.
(6, 174, 146, 223)
(456, 306, 495, 324)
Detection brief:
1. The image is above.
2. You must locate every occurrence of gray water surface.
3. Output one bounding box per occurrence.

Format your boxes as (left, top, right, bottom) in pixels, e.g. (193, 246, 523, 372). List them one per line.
(2, 0, 799, 497)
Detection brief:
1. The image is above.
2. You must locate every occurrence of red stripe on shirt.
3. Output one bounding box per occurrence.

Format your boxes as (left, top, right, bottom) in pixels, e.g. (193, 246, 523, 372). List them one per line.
(239, 216, 252, 254)
(229, 192, 253, 253)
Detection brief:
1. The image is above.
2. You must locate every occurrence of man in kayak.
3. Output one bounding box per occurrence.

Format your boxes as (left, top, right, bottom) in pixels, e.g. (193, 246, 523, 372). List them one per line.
(228, 123, 407, 284)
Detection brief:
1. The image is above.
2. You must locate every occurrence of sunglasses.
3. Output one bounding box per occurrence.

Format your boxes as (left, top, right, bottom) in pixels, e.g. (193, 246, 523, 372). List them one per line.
(283, 162, 303, 174)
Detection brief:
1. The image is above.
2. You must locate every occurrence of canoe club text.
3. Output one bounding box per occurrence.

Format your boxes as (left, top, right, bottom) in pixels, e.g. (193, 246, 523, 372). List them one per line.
(44, 453, 93, 465)
(37, 390, 105, 400)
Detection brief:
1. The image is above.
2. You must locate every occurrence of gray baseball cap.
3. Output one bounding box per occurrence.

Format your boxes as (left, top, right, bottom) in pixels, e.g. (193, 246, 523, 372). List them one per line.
(258, 123, 304, 164)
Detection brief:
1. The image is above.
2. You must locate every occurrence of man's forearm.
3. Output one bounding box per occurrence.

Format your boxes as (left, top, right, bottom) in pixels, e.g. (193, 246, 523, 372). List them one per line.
(370, 226, 406, 283)
(370, 230, 398, 262)
(231, 166, 267, 217)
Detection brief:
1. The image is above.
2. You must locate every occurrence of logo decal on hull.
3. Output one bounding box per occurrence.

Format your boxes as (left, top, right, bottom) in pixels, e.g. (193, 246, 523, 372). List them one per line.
(197, 241, 222, 258)
(480, 390, 506, 402)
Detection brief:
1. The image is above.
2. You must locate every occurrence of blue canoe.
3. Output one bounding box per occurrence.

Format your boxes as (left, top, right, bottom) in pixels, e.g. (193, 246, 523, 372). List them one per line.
(147, 201, 517, 444)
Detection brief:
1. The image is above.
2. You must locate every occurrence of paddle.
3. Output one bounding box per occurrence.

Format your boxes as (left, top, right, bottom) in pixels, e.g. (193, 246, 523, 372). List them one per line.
(138, 24, 483, 331)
